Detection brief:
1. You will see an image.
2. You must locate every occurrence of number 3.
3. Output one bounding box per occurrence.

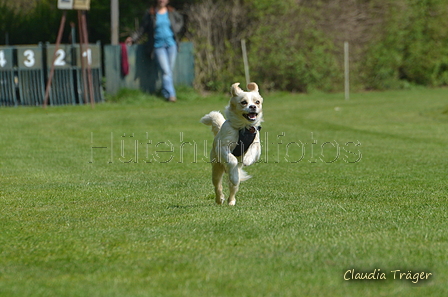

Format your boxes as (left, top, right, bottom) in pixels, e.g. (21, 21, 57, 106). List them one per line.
(24, 50, 35, 67)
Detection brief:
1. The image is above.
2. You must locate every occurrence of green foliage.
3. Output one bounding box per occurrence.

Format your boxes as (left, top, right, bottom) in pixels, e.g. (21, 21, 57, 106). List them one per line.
(249, 10, 342, 92)
(0, 0, 71, 44)
(361, 1, 409, 89)
(401, 0, 448, 86)
(361, 0, 448, 89)
(22, 0, 60, 43)
(189, 0, 448, 92)
(183, 0, 253, 92)
(0, 0, 23, 44)
(0, 0, 192, 45)
(1, 0, 448, 91)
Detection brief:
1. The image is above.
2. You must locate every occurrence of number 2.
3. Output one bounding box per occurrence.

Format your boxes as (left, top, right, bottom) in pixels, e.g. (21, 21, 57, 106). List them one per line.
(54, 49, 66, 66)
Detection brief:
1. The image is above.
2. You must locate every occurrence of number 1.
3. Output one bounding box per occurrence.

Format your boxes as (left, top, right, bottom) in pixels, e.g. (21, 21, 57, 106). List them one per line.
(83, 49, 92, 65)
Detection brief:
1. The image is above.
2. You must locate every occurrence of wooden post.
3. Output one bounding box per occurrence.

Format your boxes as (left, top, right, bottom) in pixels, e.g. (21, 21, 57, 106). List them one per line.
(111, 0, 119, 45)
(78, 11, 88, 105)
(43, 11, 67, 108)
(344, 41, 349, 100)
(241, 39, 250, 87)
(80, 11, 95, 108)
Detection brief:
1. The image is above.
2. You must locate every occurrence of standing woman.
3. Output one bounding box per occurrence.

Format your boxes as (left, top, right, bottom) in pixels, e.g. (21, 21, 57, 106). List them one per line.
(126, 0, 184, 102)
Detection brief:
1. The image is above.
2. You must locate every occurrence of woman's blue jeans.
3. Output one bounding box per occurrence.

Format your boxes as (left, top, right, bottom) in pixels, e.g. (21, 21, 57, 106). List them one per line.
(154, 44, 177, 99)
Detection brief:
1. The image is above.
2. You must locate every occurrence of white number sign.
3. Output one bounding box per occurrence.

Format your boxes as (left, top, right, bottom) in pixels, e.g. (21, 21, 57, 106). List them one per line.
(24, 50, 35, 67)
(82, 49, 92, 65)
(0, 50, 6, 68)
(54, 49, 66, 66)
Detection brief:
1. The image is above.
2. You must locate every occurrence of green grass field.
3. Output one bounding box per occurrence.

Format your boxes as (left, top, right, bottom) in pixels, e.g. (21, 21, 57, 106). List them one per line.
(1, 87, 447, 296)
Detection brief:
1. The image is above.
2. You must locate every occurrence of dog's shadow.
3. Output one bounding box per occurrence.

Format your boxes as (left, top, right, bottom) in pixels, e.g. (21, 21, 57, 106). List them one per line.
(166, 194, 220, 209)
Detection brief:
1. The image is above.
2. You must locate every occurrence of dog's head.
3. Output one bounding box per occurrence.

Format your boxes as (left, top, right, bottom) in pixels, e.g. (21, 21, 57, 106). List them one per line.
(227, 82, 263, 128)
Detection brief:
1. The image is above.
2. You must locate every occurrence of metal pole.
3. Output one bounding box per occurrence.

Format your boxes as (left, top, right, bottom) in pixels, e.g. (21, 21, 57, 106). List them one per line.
(43, 11, 67, 108)
(81, 11, 95, 108)
(70, 22, 76, 46)
(111, 0, 119, 45)
(241, 39, 250, 87)
(344, 41, 349, 100)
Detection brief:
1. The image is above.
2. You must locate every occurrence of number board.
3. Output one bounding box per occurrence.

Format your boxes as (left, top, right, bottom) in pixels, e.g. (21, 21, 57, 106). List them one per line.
(46, 44, 73, 69)
(0, 47, 14, 70)
(74, 44, 101, 68)
(16, 46, 43, 69)
(58, 0, 90, 10)
(58, 0, 73, 10)
(73, 0, 90, 10)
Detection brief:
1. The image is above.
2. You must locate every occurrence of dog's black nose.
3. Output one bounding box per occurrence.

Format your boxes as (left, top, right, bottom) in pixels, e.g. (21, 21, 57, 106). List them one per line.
(249, 105, 256, 109)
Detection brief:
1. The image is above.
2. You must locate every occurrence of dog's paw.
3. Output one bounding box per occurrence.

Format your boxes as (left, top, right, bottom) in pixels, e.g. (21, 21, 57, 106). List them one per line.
(228, 200, 236, 206)
(215, 196, 225, 205)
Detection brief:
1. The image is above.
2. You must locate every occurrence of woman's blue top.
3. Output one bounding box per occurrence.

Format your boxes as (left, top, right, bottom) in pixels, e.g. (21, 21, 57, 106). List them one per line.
(154, 12, 176, 48)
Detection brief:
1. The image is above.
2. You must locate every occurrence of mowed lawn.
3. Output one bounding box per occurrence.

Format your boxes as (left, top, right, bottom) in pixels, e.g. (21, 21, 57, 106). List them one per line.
(1, 87, 447, 296)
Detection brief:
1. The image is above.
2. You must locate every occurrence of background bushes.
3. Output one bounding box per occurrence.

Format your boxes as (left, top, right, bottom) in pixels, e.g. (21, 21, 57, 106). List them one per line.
(185, 0, 448, 92)
(1, 0, 448, 93)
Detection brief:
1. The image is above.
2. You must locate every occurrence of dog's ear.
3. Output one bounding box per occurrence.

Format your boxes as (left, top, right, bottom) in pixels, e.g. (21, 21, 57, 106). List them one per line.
(247, 82, 259, 92)
(231, 83, 243, 97)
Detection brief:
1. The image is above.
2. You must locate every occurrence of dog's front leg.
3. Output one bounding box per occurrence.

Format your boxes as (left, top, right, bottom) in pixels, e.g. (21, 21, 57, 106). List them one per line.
(243, 141, 261, 166)
(216, 142, 240, 186)
(216, 144, 240, 205)
(228, 165, 242, 206)
(226, 154, 240, 206)
(225, 153, 240, 186)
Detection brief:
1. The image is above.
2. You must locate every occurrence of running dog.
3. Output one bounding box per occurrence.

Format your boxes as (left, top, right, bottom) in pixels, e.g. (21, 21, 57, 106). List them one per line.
(200, 82, 263, 205)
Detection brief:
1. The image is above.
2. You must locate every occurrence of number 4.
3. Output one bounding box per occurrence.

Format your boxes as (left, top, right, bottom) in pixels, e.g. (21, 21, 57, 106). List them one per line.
(0, 50, 6, 67)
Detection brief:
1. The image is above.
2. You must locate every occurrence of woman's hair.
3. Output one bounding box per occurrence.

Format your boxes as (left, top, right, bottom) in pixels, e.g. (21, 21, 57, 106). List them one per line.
(154, 0, 169, 7)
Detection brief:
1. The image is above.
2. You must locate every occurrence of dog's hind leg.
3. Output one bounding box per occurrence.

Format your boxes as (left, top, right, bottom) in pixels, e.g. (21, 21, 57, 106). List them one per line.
(212, 162, 225, 205)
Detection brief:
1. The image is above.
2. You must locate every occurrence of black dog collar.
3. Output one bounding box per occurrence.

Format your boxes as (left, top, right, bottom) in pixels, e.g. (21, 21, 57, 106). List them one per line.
(232, 126, 261, 157)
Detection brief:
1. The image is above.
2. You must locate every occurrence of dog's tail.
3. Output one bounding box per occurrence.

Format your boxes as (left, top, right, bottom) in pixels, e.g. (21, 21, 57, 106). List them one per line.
(239, 168, 252, 182)
(200, 111, 225, 136)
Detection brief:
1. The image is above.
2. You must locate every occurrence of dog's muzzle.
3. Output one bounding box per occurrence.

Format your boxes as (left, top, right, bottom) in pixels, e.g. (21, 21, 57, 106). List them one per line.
(244, 112, 258, 121)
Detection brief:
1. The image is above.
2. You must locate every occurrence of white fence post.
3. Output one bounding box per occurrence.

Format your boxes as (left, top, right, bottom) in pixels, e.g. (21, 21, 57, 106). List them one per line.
(344, 41, 349, 100)
(241, 39, 250, 86)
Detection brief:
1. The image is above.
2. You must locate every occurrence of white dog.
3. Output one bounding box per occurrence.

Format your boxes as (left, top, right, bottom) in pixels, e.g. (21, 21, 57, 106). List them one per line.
(201, 82, 264, 205)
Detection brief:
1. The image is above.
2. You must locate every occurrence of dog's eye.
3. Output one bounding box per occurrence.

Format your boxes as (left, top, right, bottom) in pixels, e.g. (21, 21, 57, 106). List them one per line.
(255, 100, 260, 104)
(241, 100, 248, 105)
